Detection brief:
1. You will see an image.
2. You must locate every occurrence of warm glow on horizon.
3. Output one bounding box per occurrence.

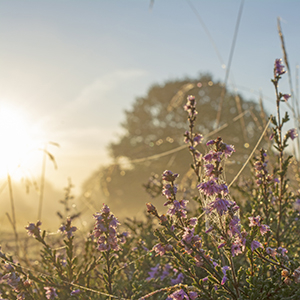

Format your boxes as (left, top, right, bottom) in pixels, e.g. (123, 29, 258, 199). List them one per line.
(0, 103, 43, 180)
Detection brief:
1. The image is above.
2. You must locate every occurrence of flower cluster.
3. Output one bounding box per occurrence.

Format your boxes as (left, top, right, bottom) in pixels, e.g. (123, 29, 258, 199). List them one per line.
(253, 149, 273, 186)
(44, 287, 58, 299)
(198, 137, 235, 216)
(274, 58, 286, 77)
(25, 221, 42, 238)
(183, 95, 203, 177)
(166, 289, 198, 300)
(161, 170, 188, 219)
(248, 215, 270, 236)
(58, 217, 77, 239)
(93, 204, 122, 252)
(183, 95, 197, 119)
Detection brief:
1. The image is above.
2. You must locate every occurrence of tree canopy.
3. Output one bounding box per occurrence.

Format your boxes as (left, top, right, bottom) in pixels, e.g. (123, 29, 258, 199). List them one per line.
(81, 74, 268, 218)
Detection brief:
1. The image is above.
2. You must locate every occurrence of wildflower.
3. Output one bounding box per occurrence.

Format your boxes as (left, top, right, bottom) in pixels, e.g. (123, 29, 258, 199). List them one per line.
(206, 139, 215, 146)
(248, 215, 270, 235)
(223, 144, 235, 158)
(274, 58, 286, 76)
(58, 217, 77, 239)
(162, 170, 179, 182)
(182, 227, 195, 244)
(287, 128, 298, 140)
(266, 247, 277, 258)
(282, 94, 291, 101)
(167, 199, 188, 218)
(1, 270, 20, 290)
(171, 272, 184, 285)
(277, 247, 288, 258)
(146, 202, 158, 215)
(93, 204, 121, 252)
(70, 289, 81, 296)
(188, 217, 198, 227)
(198, 180, 228, 197)
(162, 183, 177, 200)
(153, 243, 172, 256)
(188, 291, 198, 300)
(25, 221, 42, 238)
(160, 264, 171, 280)
(218, 242, 226, 249)
(204, 163, 214, 177)
(251, 240, 263, 251)
(231, 242, 243, 257)
(146, 264, 160, 281)
(44, 287, 58, 300)
(248, 215, 261, 227)
(221, 266, 230, 285)
(193, 133, 203, 145)
(208, 197, 230, 216)
(167, 289, 189, 300)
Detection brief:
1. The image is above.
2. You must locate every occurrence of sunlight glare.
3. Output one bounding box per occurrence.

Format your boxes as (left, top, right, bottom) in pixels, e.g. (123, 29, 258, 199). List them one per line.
(0, 104, 41, 179)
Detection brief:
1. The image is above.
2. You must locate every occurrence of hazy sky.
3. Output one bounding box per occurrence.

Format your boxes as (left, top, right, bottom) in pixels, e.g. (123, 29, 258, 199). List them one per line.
(0, 0, 299, 195)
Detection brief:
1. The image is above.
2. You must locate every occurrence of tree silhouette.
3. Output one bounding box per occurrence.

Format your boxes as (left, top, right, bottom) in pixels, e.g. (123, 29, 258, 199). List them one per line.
(81, 74, 268, 218)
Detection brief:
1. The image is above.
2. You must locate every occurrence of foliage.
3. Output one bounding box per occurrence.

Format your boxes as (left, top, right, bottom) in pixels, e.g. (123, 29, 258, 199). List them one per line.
(0, 59, 300, 300)
(83, 74, 268, 217)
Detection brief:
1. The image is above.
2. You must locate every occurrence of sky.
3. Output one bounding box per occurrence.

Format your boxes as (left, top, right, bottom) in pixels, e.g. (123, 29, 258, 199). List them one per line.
(0, 0, 299, 196)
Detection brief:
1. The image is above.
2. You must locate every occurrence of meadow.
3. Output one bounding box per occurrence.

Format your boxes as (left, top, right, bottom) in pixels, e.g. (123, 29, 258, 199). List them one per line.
(0, 55, 300, 300)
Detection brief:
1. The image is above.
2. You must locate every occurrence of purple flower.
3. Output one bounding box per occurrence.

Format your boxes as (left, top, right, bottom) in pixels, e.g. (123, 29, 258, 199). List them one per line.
(146, 264, 160, 281)
(25, 221, 42, 238)
(206, 139, 215, 146)
(93, 204, 122, 252)
(167, 199, 188, 218)
(259, 224, 270, 236)
(278, 247, 288, 257)
(167, 289, 189, 300)
(58, 217, 77, 239)
(251, 240, 263, 251)
(44, 287, 58, 300)
(160, 264, 171, 280)
(231, 242, 243, 257)
(198, 180, 228, 196)
(182, 227, 195, 244)
(171, 273, 184, 285)
(221, 266, 230, 285)
(274, 58, 286, 76)
(282, 94, 291, 101)
(153, 243, 172, 256)
(188, 217, 198, 227)
(204, 163, 214, 177)
(162, 170, 179, 182)
(208, 197, 230, 216)
(228, 216, 241, 237)
(70, 289, 81, 296)
(249, 215, 261, 227)
(224, 144, 235, 157)
(266, 247, 277, 258)
(287, 128, 298, 140)
(249, 215, 270, 235)
(193, 134, 203, 145)
(188, 291, 198, 300)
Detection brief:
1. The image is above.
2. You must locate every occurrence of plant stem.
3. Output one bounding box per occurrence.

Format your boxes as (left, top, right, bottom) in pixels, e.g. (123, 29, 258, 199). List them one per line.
(7, 173, 19, 256)
(274, 81, 284, 247)
(38, 144, 47, 221)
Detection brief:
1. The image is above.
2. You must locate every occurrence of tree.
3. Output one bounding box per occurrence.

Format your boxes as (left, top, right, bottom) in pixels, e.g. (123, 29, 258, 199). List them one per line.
(81, 74, 268, 218)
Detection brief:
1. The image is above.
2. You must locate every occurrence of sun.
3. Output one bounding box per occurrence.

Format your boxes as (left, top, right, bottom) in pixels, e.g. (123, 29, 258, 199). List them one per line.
(0, 104, 42, 179)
